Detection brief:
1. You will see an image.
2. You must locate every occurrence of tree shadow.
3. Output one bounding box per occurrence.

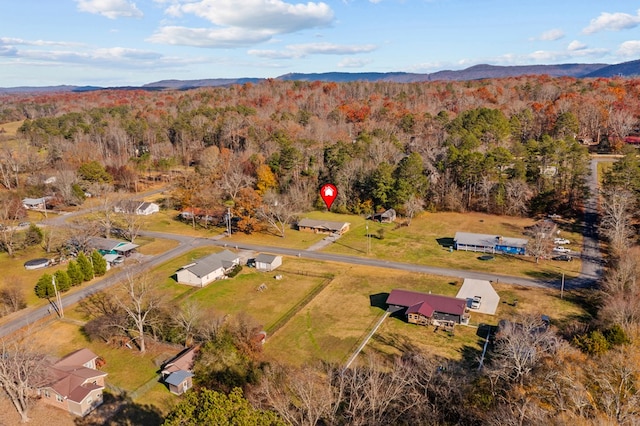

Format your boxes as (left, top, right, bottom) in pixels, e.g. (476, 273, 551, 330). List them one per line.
(75, 392, 164, 426)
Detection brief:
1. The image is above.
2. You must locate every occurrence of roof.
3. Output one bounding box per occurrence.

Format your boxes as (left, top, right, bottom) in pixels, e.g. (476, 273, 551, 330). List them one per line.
(54, 348, 98, 368)
(181, 250, 239, 277)
(165, 370, 194, 386)
(22, 197, 47, 205)
(89, 237, 139, 253)
(46, 349, 106, 404)
(163, 346, 198, 374)
(297, 218, 350, 232)
(255, 253, 280, 264)
(386, 289, 467, 317)
(456, 279, 501, 315)
(454, 232, 528, 249)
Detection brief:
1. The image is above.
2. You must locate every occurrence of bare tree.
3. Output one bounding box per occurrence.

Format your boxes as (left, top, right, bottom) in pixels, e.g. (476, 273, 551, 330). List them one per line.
(256, 191, 299, 238)
(173, 300, 203, 347)
(0, 338, 52, 423)
(0, 277, 26, 316)
(403, 195, 425, 226)
(0, 193, 26, 256)
(253, 363, 340, 426)
(490, 314, 558, 386)
(525, 220, 555, 263)
(600, 187, 635, 257)
(115, 269, 164, 353)
(220, 160, 255, 203)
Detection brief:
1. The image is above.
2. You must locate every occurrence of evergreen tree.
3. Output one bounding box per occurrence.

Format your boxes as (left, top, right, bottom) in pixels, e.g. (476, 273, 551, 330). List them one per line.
(91, 250, 107, 276)
(53, 270, 71, 293)
(66, 260, 83, 286)
(76, 252, 94, 282)
(34, 274, 55, 299)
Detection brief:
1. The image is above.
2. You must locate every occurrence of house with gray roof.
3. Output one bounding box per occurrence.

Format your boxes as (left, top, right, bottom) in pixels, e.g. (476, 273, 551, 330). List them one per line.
(114, 200, 159, 215)
(175, 250, 240, 287)
(454, 232, 528, 255)
(297, 218, 350, 235)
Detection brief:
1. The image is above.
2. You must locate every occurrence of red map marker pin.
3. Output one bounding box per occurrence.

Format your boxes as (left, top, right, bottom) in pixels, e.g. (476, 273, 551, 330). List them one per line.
(320, 183, 338, 210)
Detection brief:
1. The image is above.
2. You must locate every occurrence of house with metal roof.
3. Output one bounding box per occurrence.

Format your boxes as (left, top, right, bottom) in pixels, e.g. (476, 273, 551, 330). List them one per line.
(88, 237, 139, 256)
(161, 346, 198, 395)
(454, 232, 528, 255)
(297, 218, 350, 235)
(175, 250, 240, 287)
(386, 289, 469, 326)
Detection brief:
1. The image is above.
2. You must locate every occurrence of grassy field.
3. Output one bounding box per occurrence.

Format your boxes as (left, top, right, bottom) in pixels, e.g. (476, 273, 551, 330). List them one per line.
(321, 210, 583, 279)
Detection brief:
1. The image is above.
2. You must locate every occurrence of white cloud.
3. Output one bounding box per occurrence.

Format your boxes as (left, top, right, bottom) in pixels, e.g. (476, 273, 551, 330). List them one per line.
(148, 26, 274, 48)
(169, 0, 333, 32)
(338, 57, 372, 68)
(249, 42, 377, 59)
(618, 40, 640, 57)
(537, 29, 564, 41)
(0, 37, 83, 48)
(75, 0, 143, 19)
(567, 40, 587, 51)
(151, 0, 334, 48)
(583, 9, 640, 34)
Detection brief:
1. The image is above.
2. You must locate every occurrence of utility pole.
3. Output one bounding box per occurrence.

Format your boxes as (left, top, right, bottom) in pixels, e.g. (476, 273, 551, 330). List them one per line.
(52, 275, 63, 318)
(560, 273, 565, 300)
(366, 224, 371, 255)
(226, 206, 232, 236)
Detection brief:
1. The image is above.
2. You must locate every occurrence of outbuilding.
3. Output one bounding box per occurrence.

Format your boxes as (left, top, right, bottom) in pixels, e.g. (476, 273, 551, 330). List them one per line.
(254, 253, 283, 272)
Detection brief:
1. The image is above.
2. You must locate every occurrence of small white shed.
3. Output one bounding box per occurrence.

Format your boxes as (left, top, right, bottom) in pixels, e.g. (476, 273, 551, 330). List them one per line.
(255, 253, 282, 272)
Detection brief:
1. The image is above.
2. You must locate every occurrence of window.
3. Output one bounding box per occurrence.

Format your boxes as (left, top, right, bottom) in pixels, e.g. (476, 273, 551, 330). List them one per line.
(56, 394, 64, 403)
(43, 390, 50, 398)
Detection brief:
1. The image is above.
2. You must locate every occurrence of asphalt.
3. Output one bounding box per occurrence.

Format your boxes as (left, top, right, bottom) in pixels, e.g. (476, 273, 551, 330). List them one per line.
(0, 160, 607, 339)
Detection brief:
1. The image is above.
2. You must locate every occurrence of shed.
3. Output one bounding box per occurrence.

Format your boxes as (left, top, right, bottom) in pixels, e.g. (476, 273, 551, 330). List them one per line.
(372, 208, 396, 223)
(255, 253, 283, 272)
(162, 346, 198, 395)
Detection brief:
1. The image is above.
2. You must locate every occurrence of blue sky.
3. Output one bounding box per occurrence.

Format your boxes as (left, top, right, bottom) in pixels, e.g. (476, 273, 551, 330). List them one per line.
(1, 0, 639, 87)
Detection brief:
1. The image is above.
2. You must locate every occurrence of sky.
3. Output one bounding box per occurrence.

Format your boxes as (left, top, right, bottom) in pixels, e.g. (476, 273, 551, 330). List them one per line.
(1, 0, 640, 87)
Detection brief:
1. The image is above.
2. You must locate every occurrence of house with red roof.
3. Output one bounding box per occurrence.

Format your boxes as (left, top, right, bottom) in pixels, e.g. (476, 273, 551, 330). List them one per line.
(386, 289, 469, 326)
(39, 348, 107, 417)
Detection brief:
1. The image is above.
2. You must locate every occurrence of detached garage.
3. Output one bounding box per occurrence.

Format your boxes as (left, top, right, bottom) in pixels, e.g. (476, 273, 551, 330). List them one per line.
(255, 253, 282, 272)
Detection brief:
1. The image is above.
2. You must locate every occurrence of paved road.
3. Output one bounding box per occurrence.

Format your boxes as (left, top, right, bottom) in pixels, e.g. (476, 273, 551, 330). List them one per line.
(0, 161, 609, 338)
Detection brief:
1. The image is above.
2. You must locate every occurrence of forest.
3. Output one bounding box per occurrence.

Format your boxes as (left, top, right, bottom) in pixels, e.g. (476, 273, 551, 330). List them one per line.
(0, 75, 640, 424)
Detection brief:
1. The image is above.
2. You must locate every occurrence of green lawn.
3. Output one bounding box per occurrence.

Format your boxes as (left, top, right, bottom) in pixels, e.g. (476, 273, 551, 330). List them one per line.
(322, 211, 583, 279)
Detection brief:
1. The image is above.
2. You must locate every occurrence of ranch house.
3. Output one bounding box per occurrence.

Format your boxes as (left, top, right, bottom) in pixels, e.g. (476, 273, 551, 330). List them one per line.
(454, 232, 528, 255)
(176, 250, 240, 287)
(297, 218, 350, 235)
(386, 289, 469, 326)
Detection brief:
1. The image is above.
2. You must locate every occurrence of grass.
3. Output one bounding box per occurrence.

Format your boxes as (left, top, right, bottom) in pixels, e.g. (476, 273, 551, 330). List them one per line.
(322, 211, 583, 279)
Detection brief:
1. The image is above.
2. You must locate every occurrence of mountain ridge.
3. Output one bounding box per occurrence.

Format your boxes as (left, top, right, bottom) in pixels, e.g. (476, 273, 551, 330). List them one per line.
(1, 60, 638, 94)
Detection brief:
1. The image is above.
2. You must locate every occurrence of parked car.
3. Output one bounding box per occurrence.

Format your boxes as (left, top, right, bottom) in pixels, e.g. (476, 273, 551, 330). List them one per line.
(553, 246, 571, 253)
(554, 238, 570, 245)
(470, 296, 482, 309)
(552, 254, 572, 262)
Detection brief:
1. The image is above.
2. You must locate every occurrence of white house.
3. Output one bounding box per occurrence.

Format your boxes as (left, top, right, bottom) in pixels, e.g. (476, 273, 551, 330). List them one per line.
(255, 253, 283, 272)
(176, 250, 240, 287)
(22, 197, 49, 210)
(114, 200, 160, 216)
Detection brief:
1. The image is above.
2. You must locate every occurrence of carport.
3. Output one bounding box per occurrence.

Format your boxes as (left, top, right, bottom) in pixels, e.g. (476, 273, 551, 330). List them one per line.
(456, 278, 500, 315)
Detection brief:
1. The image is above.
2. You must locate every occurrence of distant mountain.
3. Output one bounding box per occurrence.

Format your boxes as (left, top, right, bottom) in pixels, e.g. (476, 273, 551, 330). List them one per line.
(584, 59, 640, 77)
(142, 78, 262, 90)
(2, 60, 639, 94)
